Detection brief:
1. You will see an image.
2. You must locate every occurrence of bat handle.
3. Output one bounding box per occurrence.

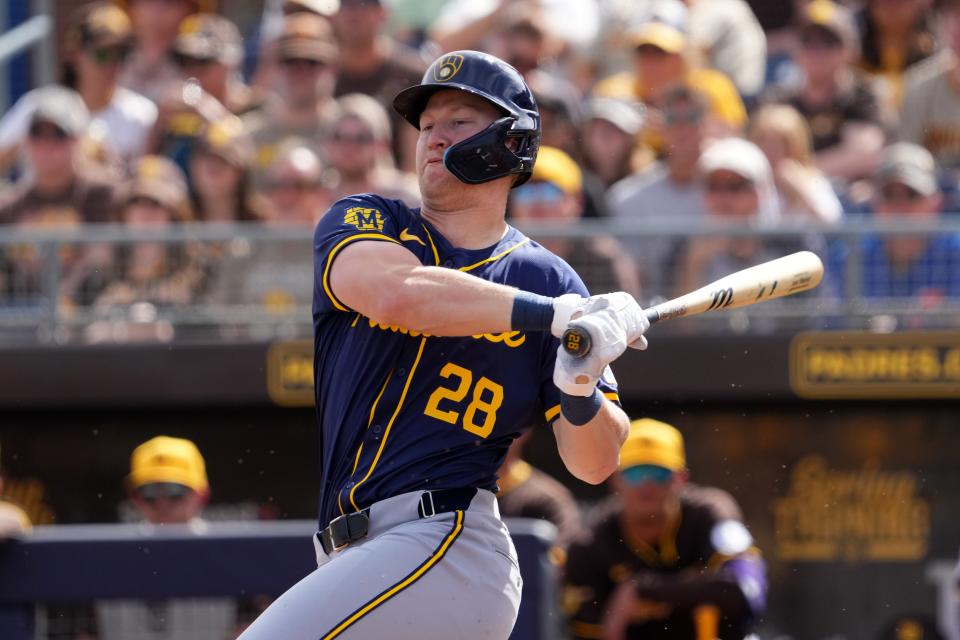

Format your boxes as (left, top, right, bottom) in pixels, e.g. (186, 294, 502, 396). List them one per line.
(561, 307, 660, 359)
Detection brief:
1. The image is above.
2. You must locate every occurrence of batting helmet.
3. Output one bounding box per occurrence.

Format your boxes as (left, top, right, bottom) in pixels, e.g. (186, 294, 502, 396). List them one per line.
(393, 50, 540, 187)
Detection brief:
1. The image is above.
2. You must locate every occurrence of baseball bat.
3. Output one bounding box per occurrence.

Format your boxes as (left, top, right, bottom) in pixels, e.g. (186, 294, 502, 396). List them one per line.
(561, 251, 824, 358)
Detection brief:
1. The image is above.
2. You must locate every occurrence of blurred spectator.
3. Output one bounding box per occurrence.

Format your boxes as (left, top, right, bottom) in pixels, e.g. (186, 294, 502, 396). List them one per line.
(429, 0, 601, 56)
(856, 0, 938, 120)
(119, 0, 200, 105)
(749, 103, 844, 222)
(581, 98, 648, 190)
(562, 418, 766, 640)
(93, 436, 239, 640)
(0, 88, 112, 226)
(509, 146, 640, 298)
(673, 138, 809, 297)
(593, 0, 747, 155)
(92, 155, 201, 320)
(899, 0, 960, 174)
(189, 116, 265, 222)
(326, 93, 420, 207)
(496, 431, 581, 548)
(687, 0, 767, 100)
(203, 143, 325, 316)
(831, 143, 960, 303)
(332, 0, 426, 172)
(761, 0, 886, 182)
(608, 86, 709, 297)
(262, 141, 332, 226)
(170, 13, 261, 116)
(0, 3, 156, 175)
(247, 11, 339, 187)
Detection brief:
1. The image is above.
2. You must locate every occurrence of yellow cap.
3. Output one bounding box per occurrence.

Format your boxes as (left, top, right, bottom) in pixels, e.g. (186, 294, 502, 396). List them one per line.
(531, 146, 582, 195)
(127, 436, 208, 493)
(619, 418, 686, 471)
(629, 22, 687, 54)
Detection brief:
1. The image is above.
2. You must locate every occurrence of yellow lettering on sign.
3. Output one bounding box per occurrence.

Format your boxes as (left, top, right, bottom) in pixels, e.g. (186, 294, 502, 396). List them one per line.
(773, 456, 930, 563)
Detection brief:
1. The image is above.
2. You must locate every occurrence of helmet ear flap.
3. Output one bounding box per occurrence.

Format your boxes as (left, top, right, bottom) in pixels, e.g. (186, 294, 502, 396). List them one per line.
(443, 117, 539, 186)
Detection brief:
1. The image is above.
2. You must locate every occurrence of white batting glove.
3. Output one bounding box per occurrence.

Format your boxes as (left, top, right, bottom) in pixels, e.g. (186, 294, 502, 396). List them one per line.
(554, 309, 627, 396)
(579, 292, 650, 350)
(551, 293, 587, 338)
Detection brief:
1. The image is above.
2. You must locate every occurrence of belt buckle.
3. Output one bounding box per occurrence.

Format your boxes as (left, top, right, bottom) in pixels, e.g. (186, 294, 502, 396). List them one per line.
(326, 511, 369, 552)
(420, 491, 436, 518)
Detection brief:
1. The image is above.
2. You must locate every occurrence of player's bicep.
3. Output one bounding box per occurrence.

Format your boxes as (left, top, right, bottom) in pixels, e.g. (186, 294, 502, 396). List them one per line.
(328, 240, 422, 318)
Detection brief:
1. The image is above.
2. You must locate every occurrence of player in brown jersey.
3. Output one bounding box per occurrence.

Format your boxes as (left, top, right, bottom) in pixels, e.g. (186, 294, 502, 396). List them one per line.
(562, 418, 767, 640)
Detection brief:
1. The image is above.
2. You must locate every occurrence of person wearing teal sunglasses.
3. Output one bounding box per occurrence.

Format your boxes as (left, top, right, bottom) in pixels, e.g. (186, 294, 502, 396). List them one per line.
(562, 417, 767, 640)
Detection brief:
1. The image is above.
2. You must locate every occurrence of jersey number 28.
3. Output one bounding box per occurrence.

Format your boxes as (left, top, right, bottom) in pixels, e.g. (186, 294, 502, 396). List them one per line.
(424, 362, 504, 438)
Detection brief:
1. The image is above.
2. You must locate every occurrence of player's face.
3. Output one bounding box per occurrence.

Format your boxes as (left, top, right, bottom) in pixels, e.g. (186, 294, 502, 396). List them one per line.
(132, 482, 204, 524)
(614, 466, 686, 518)
(416, 90, 502, 196)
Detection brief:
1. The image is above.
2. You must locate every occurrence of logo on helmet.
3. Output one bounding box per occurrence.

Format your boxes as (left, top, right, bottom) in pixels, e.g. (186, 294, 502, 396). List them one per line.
(433, 54, 464, 82)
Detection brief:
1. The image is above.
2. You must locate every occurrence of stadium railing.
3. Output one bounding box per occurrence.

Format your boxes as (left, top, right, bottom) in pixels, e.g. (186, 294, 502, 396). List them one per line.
(0, 518, 561, 640)
(1, 217, 959, 343)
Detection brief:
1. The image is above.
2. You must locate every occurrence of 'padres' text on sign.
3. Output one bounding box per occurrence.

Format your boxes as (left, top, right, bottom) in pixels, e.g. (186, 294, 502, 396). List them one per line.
(790, 331, 960, 399)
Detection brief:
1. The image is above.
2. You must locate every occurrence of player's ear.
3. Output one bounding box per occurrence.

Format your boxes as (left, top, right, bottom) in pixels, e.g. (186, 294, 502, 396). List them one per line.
(673, 469, 690, 487)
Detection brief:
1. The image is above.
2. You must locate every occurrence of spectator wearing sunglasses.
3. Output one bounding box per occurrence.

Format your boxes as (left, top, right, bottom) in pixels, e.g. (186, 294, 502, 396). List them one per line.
(509, 145, 640, 299)
(608, 86, 711, 298)
(247, 11, 339, 190)
(760, 0, 886, 182)
(0, 3, 157, 176)
(119, 0, 203, 106)
(92, 435, 240, 640)
(562, 418, 766, 640)
(325, 92, 420, 206)
(830, 143, 960, 312)
(673, 138, 813, 306)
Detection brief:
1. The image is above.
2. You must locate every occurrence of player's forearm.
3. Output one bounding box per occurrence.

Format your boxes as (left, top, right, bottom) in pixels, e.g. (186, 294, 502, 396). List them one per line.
(373, 264, 518, 336)
(553, 400, 629, 485)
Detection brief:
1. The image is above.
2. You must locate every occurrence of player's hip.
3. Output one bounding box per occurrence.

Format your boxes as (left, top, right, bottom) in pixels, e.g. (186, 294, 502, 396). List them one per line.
(314, 488, 516, 566)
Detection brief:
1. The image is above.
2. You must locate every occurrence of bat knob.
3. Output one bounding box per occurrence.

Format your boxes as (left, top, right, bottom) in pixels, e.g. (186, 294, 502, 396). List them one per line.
(561, 325, 592, 359)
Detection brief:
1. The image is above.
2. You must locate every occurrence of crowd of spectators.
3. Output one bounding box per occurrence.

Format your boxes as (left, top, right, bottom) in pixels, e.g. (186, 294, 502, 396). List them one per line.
(1, 0, 960, 327)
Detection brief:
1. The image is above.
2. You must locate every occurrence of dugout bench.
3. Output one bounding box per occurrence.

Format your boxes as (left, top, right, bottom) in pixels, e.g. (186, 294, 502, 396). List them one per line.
(0, 518, 562, 640)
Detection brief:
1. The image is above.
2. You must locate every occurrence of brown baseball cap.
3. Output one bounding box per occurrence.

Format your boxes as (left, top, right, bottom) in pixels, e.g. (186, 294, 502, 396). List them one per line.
(172, 13, 243, 65)
(67, 2, 134, 51)
(126, 155, 191, 220)
(277, 12, 338, 63)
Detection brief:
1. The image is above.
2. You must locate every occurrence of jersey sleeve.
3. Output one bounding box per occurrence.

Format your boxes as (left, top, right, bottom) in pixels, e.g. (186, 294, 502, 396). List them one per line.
(313, 195, 404, 314)
(538, 262, 620, 424)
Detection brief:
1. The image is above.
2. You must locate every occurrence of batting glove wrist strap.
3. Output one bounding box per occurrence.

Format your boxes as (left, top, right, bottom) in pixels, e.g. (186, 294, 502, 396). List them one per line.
(511, 291, 557, 331)
(550, 293, 586, 337)
(560, 388, 603, 426)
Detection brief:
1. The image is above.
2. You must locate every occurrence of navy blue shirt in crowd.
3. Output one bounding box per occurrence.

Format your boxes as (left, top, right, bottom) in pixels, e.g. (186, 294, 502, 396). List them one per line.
(312, 194, 619, 527)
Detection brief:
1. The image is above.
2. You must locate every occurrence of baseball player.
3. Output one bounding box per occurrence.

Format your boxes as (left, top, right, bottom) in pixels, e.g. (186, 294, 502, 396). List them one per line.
(239, 50, 649, 640)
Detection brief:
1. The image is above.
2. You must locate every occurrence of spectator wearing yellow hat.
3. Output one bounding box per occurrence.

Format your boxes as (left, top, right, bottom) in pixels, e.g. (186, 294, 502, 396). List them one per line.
(562, 418, 766, 640)
(509, 146, 640, 299)
(126, 435, 209, 526)
(593, 0, 746, 156)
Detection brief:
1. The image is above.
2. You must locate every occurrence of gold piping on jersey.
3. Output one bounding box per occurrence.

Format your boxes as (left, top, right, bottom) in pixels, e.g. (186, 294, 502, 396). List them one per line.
(348, 337, 428, 511)
(459, 237, 530, 273)
(544, 392, 620, 423)
(321, 510, 465, 640)
(322, 233, 400, 312)
(338, 369, 394, 515)
(421, 223, 440, 266)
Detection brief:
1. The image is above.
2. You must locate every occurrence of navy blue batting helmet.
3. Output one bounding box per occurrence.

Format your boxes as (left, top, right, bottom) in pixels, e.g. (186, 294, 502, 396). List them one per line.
(392, 50, 540, 187)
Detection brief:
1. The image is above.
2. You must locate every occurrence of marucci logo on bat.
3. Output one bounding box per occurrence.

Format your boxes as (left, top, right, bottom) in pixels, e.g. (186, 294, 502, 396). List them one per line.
(707, 287, 734, 310)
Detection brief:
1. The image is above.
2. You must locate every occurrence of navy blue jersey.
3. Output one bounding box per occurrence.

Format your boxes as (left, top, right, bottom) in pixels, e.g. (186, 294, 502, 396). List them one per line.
(313, 194, 619, 527)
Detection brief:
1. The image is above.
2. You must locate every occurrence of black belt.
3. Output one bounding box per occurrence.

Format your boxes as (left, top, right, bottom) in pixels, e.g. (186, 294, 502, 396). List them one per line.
(318, 488, 477, 555)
